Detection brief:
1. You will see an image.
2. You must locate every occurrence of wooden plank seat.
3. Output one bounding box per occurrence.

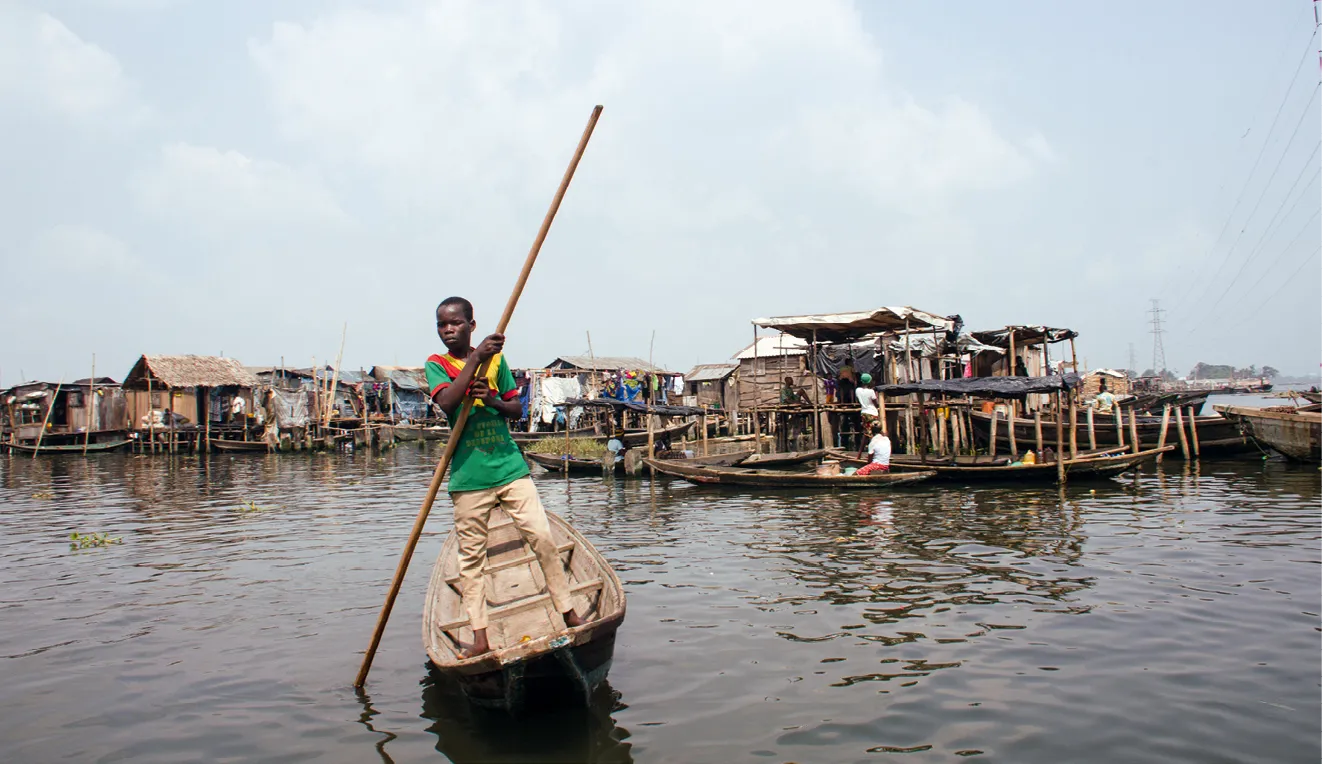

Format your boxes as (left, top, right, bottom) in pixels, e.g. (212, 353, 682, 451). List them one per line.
(444, 541, 576, 586)
(437, 578, 605, 633)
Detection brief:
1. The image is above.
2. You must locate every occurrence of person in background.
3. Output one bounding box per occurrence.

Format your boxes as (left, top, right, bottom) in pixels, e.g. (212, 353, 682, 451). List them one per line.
(856, 422, 891, 475)
(856, 372, 879, 434)
(1094, 379, 1117, 413)
(606, 428, 627, 464)
(1015, 357, 1029, 377)
(780, 376, 809, 405)
(837, 359, 857, 404)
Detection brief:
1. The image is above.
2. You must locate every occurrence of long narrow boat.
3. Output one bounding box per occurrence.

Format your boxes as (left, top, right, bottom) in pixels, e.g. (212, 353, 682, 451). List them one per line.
(1214, 405, 1321, 463)
(828, 447, 1171, 483)
(510, 420, 696, 448)
(7, 438, 132, 454)
(643, 458, 935, 488)
(527, 449, 755, 475)
(737, 449, 827, 468)
(208, 438, 271, 453)
(968, 409, 1250, 457)
(423, 509, 626, 712)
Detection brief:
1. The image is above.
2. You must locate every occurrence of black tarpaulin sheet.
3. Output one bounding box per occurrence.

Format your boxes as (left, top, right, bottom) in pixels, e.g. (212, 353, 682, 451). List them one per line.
(876, 373, 1081, 398)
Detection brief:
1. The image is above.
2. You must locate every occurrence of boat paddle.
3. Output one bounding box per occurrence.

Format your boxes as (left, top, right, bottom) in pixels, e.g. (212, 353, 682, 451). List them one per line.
(354, 105, 603, 688)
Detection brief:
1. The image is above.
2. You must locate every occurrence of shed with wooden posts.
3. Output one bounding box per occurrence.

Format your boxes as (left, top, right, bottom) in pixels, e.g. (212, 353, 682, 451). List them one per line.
(122, 355, 259, 450)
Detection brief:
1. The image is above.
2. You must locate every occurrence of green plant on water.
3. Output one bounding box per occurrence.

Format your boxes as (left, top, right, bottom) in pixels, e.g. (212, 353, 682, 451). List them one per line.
(236, 500, 265, 513)
(32, 491, 55, 500)
(526, 436, 607, 459)
(69, 532, 122, 550)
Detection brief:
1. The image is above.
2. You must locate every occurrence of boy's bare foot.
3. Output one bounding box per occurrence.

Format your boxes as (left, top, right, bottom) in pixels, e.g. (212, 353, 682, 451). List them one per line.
(563, 610, 587, 628)
(462, 628, 490, 659)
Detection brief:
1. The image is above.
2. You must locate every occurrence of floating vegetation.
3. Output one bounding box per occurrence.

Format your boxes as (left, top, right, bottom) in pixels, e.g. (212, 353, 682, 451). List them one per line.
(70, 532, 122, 550)
(236, 500, 265, 513)
(32, 492, 55, 500)
(526, 437, 607, 458)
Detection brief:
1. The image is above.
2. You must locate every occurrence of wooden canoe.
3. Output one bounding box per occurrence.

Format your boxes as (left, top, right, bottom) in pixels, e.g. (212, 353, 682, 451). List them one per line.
(7, 438, 132, 454)
(1214, 405, 1321, 463)
(643, 458, 935, 488)
(512, 420, 697, 448)
(830, 446, 1172, 482)
(208, 438, 271, 453)
(968, 409, 1251, 457)
(423, 509, 626, 712)
(738, 449, 828, 468)
(526, 448, 755, 475)
(525, 450, 617, 475)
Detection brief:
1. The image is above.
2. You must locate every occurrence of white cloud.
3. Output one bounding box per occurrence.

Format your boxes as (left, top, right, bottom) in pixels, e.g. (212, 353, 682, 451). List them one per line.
(129, 143, 354, 234)
(0, 6, 147, 124)
(29, 224, 141, 272)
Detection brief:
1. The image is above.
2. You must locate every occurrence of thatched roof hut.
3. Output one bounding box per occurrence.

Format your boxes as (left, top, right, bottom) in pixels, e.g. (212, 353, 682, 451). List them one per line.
(123, 355, 258, 390)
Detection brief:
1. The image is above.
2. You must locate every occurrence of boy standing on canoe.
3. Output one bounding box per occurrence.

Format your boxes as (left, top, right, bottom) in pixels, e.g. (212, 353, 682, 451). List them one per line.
(426, 296, 584, 658)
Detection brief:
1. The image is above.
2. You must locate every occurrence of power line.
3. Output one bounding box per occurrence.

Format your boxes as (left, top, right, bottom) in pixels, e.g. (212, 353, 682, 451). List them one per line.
(1168, 26, 1321, 309)
(1175, 81, 1321, 315)
(1248, 244, 1321, 315)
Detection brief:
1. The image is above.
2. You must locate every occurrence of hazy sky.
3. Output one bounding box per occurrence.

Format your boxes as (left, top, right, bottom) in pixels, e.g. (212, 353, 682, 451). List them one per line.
(2, 0, 1318, 385)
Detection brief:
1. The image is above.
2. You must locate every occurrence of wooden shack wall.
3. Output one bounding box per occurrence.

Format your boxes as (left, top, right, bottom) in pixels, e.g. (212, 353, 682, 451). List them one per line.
(736, 356, 823, 408)
(1081, 374, 1131, 397)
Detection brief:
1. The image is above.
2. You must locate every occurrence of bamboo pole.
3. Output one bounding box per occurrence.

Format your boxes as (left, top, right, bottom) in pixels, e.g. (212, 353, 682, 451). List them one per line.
(811, 329, 822, 449)
(1156, 405, 1171, 464)
(647, 410, 655, 476)
(702, 411, 709, 456)
(989, 409, 998, 460)
(751, 323, 762, 454)
(1055, 392, 1065, 484)
(147, 373, 155, 454)
(355, 104, 602, 689)
(1187, 406, 1201, 457)
(1128, 409, 1140, 455)
(32, 376, 64, 458)
(916, 393, 928, 465)
(877, 392, 888, 436)
(1113, 407, 1125, 449)
(1173, 405, 1190, 460)
(1034, 409, 1043, 454)
(1086, 407, 1096, 451)
(324, 323, 347, 429)
(586, 331, 596, 397)
(83, 355, 95, 455)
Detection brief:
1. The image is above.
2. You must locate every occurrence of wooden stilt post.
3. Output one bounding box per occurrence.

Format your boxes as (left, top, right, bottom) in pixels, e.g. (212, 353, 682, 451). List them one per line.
(646, 408, 655, 476)
(877, 391, 888, 435)
(988, 408, 999, 460)
(1068, 395, 1078, 459)
(1007, 405, 1018, 460)
(1173, 405, 1190, 460)
(1156, 405, 1171, 464)
(1128, 409, 1140, 455)
(1187, 407, 1201, 457)
(1114, 406, 1125, 449)
(1055, 392, 1066, 484)
(916, 393, 928, 464)
(702, 411, 709, 456)
(1086, 407, 1096, 451)
(1034, 409, 1044, 454)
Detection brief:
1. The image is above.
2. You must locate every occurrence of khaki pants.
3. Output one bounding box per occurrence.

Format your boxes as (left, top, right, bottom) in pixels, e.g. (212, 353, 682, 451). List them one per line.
(451, 477, 572, 631)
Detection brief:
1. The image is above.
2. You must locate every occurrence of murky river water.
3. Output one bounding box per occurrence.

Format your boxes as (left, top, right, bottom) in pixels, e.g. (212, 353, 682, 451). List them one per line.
(1, 441, 1317, 763)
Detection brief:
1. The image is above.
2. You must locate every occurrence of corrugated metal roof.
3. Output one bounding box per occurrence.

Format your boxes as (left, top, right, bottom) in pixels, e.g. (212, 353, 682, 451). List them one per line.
(124, 355, 258, 388)
(548, 356, 669, 373)
(686, 363, 738, 382)
(732, 335, 808, 360)
(753, 307, 953, 342)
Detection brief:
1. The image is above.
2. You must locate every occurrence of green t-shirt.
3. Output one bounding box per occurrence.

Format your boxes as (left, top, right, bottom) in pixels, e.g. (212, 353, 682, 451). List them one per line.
(424, 352, 529, 493)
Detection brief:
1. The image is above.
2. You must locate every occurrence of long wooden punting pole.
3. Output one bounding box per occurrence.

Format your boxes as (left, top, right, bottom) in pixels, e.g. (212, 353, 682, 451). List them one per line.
(1187, 406, 1201, 457)
(324, 323, 347, 429)
(33, 376, 65, 458)
(1173, 406, 1190, 460)
(354, 105, 603, 689)
(84, 355, 95, 455)
(1156, 405, 1172, 464)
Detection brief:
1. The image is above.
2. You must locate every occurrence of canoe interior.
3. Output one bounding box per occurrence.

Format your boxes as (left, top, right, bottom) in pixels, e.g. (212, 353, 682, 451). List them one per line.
(423, 509, 626, 709)
(644, 458, 935, 488)
(739, 449, 827, 468)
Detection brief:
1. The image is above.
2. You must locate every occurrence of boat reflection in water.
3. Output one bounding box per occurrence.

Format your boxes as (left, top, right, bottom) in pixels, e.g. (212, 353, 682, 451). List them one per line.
(419, 671, 634, 764)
